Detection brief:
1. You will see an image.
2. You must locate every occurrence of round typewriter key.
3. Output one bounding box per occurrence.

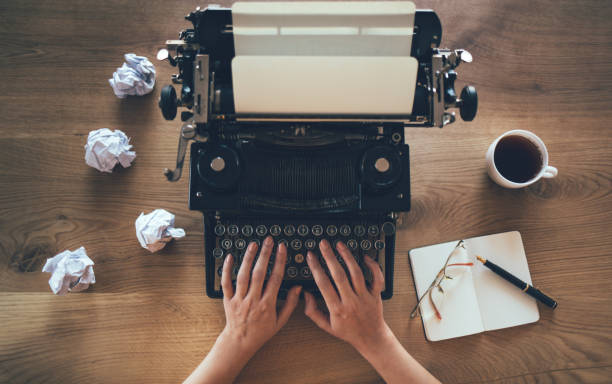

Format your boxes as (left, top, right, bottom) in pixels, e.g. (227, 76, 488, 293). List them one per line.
(251, 239, 261, 248)
(360, 239, 372, 250)
(235, 238, 246, 250)
(270, 225, 281, 236)
(326, 225, 338, 237)
(311, 225, 323, 237)
(339, 225, 351, 236)
(242, 225, 254, 237)
(217, 266, 223, 276)
(284, 224, 295, 236)
(381, 221, 396, 236)
(297, 224, 309, 236)
(279, 239, 289, 248)
(221, 239, 233, 250)
(354, 225, 366, 237)
(287, 266, 298, 278)
(305, 239, 316, 250)
(255, 225, 267, 237)
(347, 239, 358, 251)
(294, 253, 305, 264)
(213, 247, 224, 259)
(214, 224, 226, 236)
(367, 225, 379, 237)
(228, 225, 239, 236)
(374, 240, 385, 250)
(291, 239, 302, 250)
(300, 266, 312, 278)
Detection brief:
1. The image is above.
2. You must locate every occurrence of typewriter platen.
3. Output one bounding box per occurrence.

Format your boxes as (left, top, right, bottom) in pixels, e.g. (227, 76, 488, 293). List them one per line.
(157, 2, 477, 299)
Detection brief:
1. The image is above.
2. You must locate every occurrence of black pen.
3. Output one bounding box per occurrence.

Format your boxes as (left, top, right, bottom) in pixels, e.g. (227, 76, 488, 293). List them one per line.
(476, 255, 558, 309)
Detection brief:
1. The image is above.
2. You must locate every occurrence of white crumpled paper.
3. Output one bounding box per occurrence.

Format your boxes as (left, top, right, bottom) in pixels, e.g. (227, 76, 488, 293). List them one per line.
(84, 128, 136, 173)
(42, 247, 95, 295)
(135, 209, 186, 253)
(108, 53, 156, 98)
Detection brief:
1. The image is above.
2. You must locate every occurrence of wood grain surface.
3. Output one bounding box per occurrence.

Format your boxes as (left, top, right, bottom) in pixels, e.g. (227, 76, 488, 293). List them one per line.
(1, 0, 611, 383)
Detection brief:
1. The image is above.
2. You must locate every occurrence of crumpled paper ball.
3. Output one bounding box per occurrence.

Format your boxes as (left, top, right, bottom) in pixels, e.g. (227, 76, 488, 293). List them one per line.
(135, 209, 186, 253)
(84, 128, 136, 173)
(108, 53, 156, 98)
(42, 247, 95, 295)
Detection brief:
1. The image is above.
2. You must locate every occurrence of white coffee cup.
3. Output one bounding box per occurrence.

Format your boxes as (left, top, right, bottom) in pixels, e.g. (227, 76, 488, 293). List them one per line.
(486, 130, 558, 188)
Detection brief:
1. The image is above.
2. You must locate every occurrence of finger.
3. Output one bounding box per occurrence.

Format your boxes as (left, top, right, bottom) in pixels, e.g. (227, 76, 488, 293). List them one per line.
(303, 291, 332, 334)
(364, 255, 385, 294)
(236, 241, 258, 298)
(335, 241, 367, 295)
(249, 236, 274, 299)
(319, 240, 354, 299)
(306, 251, 340, 308)
(263, 241, 287, 301)
(221, 254, 234, 301)
(277, 285, 302, 328)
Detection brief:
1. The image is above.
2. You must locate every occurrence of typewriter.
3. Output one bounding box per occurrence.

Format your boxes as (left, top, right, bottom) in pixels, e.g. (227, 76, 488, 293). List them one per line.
(157, 2, 477, 299)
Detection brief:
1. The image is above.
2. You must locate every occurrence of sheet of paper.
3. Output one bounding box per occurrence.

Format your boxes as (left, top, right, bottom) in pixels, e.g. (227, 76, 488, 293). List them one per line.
(231, 1, 418, 115)
(135, 209, 186, 253)
(84, 128, 136, 173)
(108, 53, 156, 98)
(466, 231, 540, 331)
(42, 247, 95, 295)
(409, 241, 485, 342)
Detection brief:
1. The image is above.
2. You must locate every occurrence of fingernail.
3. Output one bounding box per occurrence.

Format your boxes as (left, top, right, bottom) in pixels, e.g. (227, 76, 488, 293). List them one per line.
(297, 286, 303, 294)
(279, 241, 286, 251)
(225, 254, 232, 263)
(306, 251, 313, 261)
(336, 241, 344, 250)
(320, 239, 329, 249)
(249, 242, 257, 251)
(265, 236, 273, 245)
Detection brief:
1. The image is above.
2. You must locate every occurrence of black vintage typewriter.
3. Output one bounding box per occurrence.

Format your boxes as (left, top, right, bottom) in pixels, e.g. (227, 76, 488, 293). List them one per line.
(157, 2, 477, 299)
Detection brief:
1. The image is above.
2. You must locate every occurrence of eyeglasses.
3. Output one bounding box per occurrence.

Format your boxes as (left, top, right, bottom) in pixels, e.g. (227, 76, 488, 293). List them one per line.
(410, 240, 474, 320)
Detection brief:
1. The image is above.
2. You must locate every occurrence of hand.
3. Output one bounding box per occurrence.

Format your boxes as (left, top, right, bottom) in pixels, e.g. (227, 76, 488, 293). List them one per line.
(303, 239, 389, 353)
(220, 237, 301, 355)
(304, 239, 439, 384)
(184, 237, 301, 384)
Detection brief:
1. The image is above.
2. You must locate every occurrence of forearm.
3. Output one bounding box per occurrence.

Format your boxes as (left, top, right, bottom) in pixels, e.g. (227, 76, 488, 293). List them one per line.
(183, 330, 255, 384)
(356, 326, 440, 384)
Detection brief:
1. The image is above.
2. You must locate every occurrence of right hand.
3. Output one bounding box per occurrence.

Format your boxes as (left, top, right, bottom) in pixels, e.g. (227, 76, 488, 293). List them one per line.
(304, 239, 392, 353)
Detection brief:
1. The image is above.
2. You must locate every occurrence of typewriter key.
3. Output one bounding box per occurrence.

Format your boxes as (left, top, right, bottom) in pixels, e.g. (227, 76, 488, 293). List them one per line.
(214, 224, 225, 236)
(228, 225, 239, 236)
(326, 225, 338, 237)
(305, 239, 316, 250)
(339, 225, 351, 236)
(354, 225, 366, 237)
(287, 266, 298, 278)
(294, 253, 305, 264)
(297, 224, 309, 236)
(242, 225, 254, 237)
(367, 225, 379, 237)
(278, 239, 289, 248)
(221, 239, 233, 250)
(291, 239, 302, 250)
(284, 225, 295, 236)
(311, 225, 323, 237)
(235, 238, 246, 250)
(251, 239, 261, 248)
(255, 225, 267, 237)
(213, 248, 224, 259)
(347, 239, 358, 251)
(270, 225, 281, 236)
(374, 240, 385, 250)
(360, 239, 372, 250)
(300, 266, 312, 278)
(381, 221, 396, 236)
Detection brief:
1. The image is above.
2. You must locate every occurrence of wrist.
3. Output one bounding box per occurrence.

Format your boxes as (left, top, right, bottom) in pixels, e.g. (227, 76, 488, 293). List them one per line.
(217, 328, 258, 363)
(353, 323, 398, 360)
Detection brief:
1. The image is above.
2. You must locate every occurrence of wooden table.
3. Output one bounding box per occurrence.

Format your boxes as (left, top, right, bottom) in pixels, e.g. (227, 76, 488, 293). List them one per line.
(1, 1, 611, 383)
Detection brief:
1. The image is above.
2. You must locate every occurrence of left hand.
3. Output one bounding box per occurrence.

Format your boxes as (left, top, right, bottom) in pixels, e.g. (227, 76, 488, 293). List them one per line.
(220, 236, 302, 356)
(184, 237, 301, 384)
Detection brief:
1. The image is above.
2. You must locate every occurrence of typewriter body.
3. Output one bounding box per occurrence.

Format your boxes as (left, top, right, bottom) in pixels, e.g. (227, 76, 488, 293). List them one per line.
(158, 2, 477, 299)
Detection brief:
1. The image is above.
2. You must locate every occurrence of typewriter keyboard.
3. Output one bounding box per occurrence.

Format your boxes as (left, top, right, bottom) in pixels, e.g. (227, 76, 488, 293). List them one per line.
(206, 218, 396, 299)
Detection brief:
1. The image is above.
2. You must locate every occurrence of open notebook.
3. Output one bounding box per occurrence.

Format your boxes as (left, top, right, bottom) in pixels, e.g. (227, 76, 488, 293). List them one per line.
(409, 231, 540, 342)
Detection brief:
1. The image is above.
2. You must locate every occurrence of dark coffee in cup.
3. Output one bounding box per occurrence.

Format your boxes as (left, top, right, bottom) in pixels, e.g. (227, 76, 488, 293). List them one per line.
(493, 135, 543, 183)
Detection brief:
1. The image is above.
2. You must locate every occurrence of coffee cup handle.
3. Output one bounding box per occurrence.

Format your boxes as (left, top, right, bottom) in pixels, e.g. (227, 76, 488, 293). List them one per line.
(543, 165, 558, 178)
